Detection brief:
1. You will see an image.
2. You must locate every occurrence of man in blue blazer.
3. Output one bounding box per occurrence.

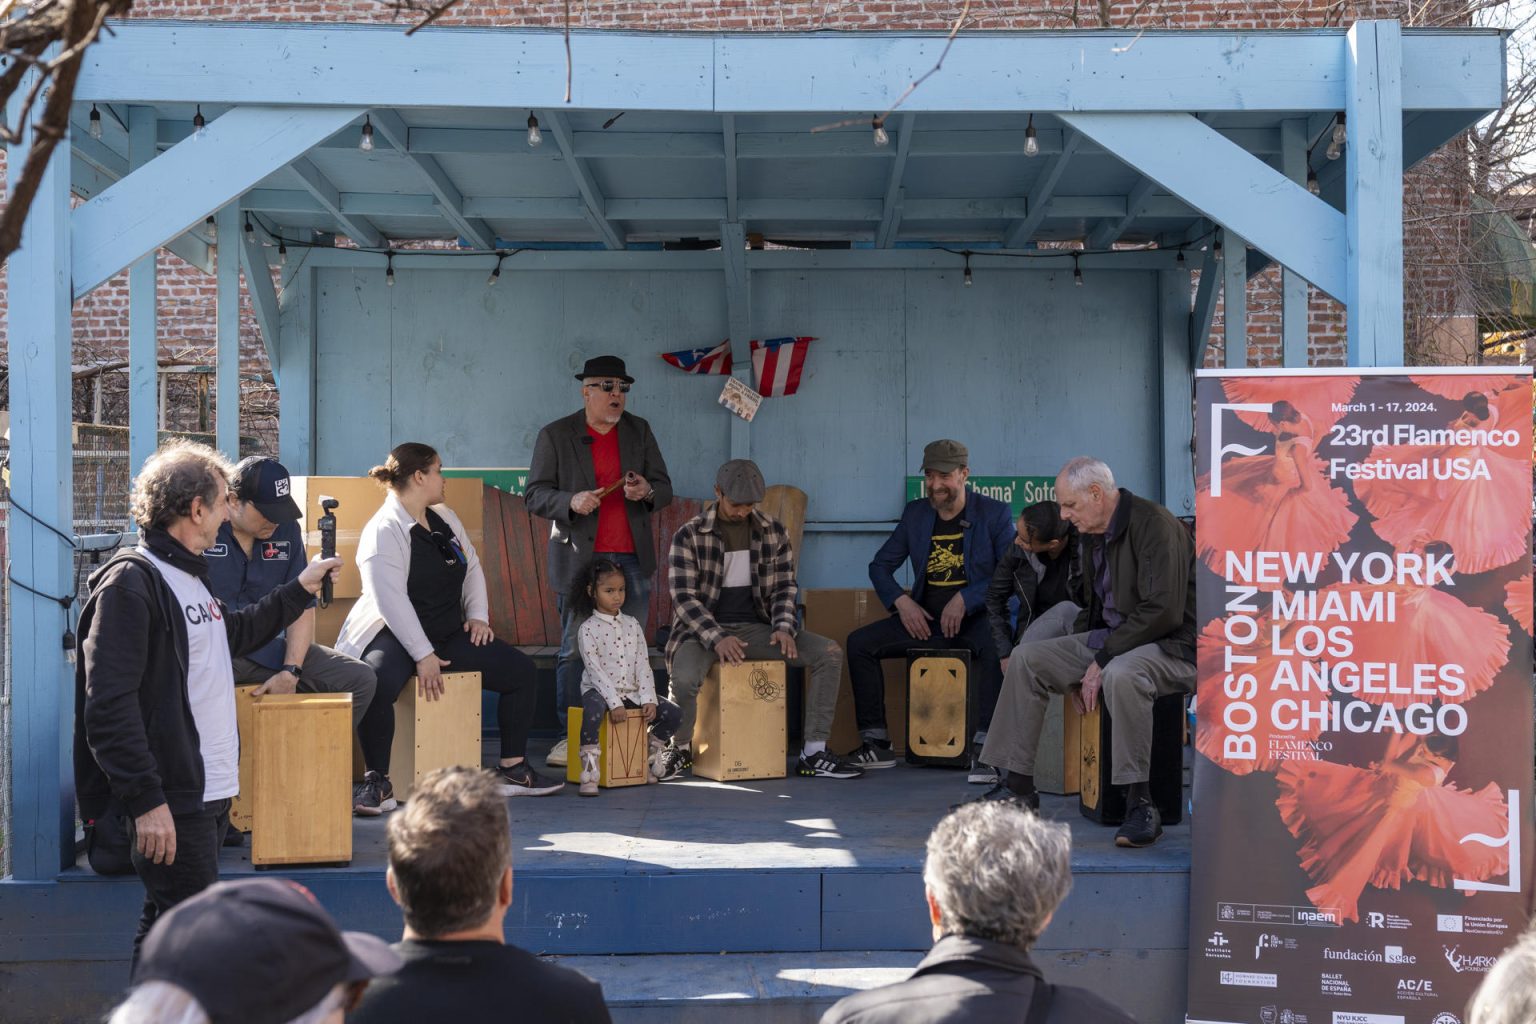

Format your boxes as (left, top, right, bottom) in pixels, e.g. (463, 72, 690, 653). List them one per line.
(843, 440, 1015, 779)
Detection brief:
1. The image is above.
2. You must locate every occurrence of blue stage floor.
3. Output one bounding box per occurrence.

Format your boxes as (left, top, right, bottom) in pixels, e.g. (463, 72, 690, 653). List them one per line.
(1, 741, 1191, 1022)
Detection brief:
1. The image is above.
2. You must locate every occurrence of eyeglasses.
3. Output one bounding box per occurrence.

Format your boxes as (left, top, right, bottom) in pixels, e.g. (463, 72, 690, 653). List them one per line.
(584, 380, 631, 394)
(428, 530, 466, 566)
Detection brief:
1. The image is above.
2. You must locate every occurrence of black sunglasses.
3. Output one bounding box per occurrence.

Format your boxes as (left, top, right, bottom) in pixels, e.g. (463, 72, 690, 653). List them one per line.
(428, 530, 466, 566)
(585, 380, 631, 394)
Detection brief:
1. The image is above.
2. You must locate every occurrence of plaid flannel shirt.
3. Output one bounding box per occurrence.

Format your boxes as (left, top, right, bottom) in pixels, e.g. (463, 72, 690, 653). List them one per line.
(665, 504, 799, 670)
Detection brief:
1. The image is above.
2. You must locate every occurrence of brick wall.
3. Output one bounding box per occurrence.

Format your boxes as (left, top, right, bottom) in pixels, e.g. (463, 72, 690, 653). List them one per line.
(0, 0, 1473, 445)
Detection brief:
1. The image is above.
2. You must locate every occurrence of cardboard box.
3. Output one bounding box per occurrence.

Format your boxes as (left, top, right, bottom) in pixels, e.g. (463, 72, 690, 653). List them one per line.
(907, 651, 970, 766)
(351, 671, 483, 799)
(249, 693, 353, 867)
(313, 597, 356, 649)
(692, 661, 787, 781)
(802, 589, 908, 753)
(289, 476, 485, 600)
(565, 707, 650, 788)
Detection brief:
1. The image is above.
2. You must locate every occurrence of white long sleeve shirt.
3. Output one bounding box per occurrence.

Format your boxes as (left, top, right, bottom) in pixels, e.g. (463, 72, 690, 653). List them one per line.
(578, 611, 656, 710)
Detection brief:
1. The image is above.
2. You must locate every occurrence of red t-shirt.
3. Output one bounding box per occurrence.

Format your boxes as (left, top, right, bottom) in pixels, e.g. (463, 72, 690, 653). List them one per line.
(588, 425, 634, 553)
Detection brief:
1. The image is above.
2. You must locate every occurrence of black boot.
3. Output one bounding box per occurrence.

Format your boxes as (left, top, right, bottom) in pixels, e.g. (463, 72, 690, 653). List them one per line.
(1114, 783, 1162, 848)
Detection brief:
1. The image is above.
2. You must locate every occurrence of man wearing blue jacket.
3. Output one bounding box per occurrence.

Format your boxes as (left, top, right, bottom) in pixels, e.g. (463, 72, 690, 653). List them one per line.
(842, 440, 1014, 777)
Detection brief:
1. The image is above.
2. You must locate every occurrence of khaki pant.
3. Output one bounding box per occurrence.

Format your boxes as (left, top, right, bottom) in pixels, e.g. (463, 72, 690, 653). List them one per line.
(980, 631, 1194, 785)
(232, 645, 376, 733)
(669, 622, 842, 746)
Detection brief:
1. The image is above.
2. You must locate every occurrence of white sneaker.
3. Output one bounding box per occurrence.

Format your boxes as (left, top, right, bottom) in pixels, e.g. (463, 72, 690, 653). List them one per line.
(578, 746, 600, 797)
(546, 737, 569, 768)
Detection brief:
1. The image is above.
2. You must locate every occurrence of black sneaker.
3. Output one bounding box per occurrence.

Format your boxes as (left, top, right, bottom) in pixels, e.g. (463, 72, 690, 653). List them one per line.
(353, 771, 398, 817)
(654, 746, 693, 782)
(496, 762, 565, 797)
(956, 783, 1038, 812)
(845, 741, 897, 769)
(1115, 800, 1163, 847)
(797, 750, 865, 779)
(222, 828, 247, 848)
(966, 757, 999, 785)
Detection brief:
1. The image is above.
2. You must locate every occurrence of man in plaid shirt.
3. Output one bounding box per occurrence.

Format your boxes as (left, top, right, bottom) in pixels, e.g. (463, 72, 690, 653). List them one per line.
(660, 459, 863, 780)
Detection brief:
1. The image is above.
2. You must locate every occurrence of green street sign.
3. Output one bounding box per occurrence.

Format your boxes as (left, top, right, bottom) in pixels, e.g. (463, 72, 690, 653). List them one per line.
(443, 467, 529, 495)
(905, 475, 1056, 516)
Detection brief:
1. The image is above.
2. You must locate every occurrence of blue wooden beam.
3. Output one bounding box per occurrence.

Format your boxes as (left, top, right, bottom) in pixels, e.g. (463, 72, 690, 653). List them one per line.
(238, 222, 281, 377)
(1005, 131, 1081, 249)
(722, 115, 739, 224)
(1346, 21, 1405, 367)
(1061, 111, 1347, 302)
(720, 221, 751, 459)
(216, 204, 242, 460)
(875, 114, 914, 249)
(1087, 176, 1158, 250)
(70, 131, 213, 274)
(76, 25, 1503, 114)
(127, 106, 160, 476)
(1279, 118, 1310, 367)
(288, 156, 384, 248)
(1159, 267, 1195, 515)
(368, 108, 491, 250)
(5, 70, 76, 879)
(277, 265, 318, 472)
(1190, 250, 1221, 367)
(1222, 229, 1248, 368)
(542, 110, 624, 251)
(72, 105, 362, 298)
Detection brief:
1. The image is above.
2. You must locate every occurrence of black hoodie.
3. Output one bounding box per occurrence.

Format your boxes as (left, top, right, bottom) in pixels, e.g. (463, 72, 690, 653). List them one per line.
(72, 528, 311, 820)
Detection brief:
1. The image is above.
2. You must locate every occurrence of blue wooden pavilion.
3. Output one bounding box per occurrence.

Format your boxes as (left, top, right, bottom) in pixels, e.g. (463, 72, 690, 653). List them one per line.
(1, 19, 1509, 1020)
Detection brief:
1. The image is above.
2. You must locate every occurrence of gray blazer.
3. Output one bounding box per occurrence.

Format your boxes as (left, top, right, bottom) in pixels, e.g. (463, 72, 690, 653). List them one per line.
(524, 409, 673, 592)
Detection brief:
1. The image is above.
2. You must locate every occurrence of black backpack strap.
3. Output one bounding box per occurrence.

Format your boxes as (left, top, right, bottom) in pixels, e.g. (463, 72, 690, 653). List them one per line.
(1024, 980, 1055, 1024)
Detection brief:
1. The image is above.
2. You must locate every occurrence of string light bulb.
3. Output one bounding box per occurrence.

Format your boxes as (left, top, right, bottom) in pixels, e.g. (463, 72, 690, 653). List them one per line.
(526, 113, 542, 147)
(1213, 239, 1224, 261)
(1073, 253, 1084, 287)
(205, 216, 216, 242)
(1326, 113, 1345, 160)
(89, 105, 102, 139)
(385, 251, 396, 287)
(487, 252, 505, 287)
(243, 213, 254, 238)
(1176, 249, 1186, 266)
(1307, 168, 1321, 195)
(1024, 114, 1039, 158)
(872, 118, 889, 147)
(278, 239, 288, 267)
(193, 104, 207, 140)
(359, 115, 374, 152)
(962, 252, 973, 287)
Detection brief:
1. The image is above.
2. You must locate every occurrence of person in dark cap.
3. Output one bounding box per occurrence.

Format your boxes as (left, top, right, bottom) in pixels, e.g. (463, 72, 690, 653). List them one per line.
(525, 355, 672, 770)
(660, 459, 861, 780)
(206, 457, 376, 750)
(108, 877, 401, 1024)
(841, 440, 1015, 779)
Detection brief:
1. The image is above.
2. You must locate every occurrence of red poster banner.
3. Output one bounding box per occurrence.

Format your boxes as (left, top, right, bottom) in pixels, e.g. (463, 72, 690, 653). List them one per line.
(1188, 369, 1534, 1024)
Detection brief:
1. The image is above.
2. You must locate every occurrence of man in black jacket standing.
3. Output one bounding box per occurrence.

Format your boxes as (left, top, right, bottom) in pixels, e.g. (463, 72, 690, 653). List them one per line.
(818, 802, 1135, 1024)
(524, 355, 672, 767)
(73, 440, 340, 962)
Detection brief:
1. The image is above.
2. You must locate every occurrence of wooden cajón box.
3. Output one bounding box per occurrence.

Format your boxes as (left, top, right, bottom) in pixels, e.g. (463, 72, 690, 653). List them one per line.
(1078, 693, 1186, 826)
(229, 687, 353, 868)
(565, 706, 650, 788)
(905, 650, 971, 767)
(352, 671, 482, 800)
(1035, 695, 1082, 796)
(692, 661, 787, 781)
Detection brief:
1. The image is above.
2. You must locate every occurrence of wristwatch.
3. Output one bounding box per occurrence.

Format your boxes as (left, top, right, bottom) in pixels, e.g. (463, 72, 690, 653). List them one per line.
(281, 663, 304, 680)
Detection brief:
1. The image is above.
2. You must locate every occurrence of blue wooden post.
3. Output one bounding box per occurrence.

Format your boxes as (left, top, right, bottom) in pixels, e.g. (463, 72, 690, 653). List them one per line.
(1159, 268, 1195, 515)
(1280, 118, 1310, 367)
(215, 204, 241, 459)
(721, 221, 751, 459)
(127, 106, 160, 473)
(6, 72, 77, 878)
(1346, 20, 1405, 367)
(278, 265, 318, 472)
(1222, 228, 1248, 367)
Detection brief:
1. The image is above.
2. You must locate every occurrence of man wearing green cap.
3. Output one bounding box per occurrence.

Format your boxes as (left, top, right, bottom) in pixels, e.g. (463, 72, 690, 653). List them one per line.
(661, 459, 863, 780)
(842, 440, 1015, 779)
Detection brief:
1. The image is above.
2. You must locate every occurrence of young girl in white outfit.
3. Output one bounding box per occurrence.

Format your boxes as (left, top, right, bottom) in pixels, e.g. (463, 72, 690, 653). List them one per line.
(573, 558, 684, 796)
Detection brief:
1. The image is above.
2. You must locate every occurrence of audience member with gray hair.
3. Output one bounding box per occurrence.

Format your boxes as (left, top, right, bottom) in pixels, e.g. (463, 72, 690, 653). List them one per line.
(1467, 924, 1536, 1024)
(820, 802, 1135, 1023)
(976, 456, 1196, 849)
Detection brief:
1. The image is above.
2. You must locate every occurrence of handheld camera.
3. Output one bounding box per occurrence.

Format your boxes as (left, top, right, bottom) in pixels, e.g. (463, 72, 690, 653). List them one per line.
(318, 496, 339, 608)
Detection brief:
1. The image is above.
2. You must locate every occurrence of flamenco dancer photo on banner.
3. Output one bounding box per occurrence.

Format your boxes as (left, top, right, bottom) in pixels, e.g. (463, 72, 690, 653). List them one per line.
(1186, 369, 1534, 1024)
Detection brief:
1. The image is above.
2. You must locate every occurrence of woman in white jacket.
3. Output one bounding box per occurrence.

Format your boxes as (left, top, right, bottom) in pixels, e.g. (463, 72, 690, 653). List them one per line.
(337, 443, 564, 812)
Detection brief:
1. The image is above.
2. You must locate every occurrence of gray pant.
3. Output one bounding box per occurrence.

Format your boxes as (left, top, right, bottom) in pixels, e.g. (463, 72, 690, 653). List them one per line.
(980, 630, 1194, 785)
(669, 621, 842, 747)
(232, 645, 377, 733)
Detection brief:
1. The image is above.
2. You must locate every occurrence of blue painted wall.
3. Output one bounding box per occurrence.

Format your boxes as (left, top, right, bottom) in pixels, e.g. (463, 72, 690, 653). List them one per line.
(310, 265, 1166, 588)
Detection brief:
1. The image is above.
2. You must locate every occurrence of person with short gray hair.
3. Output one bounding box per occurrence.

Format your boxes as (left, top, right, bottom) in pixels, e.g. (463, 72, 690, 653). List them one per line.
(976, 457, 1196, 849)
(820, 802, 1135, 1024)
(1467, 924, 1536, 1024)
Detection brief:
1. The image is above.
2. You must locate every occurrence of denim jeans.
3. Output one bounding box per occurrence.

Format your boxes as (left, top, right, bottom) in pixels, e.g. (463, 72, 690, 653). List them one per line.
(555, 552, 653, 728)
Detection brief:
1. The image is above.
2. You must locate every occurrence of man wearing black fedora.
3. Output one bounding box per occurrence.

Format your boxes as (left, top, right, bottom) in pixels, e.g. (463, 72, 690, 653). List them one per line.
(526, 355, 673, 767)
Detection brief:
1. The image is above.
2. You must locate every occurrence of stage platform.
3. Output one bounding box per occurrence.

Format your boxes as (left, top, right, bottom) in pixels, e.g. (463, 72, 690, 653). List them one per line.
(0, 739, 1191, 1023)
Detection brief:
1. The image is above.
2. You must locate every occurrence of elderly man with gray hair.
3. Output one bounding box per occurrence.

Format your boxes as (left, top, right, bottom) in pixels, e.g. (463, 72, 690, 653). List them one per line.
(977, 457, 1196, 849)
(820, 802, 1135, 1023)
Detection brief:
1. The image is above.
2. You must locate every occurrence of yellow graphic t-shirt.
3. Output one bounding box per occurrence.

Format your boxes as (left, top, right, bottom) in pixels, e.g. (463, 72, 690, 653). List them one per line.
(923, 514, 965, 617)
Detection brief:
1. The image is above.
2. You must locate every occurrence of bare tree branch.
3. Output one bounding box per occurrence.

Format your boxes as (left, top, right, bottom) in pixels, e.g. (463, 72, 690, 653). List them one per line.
(812, 0, 972, 133)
